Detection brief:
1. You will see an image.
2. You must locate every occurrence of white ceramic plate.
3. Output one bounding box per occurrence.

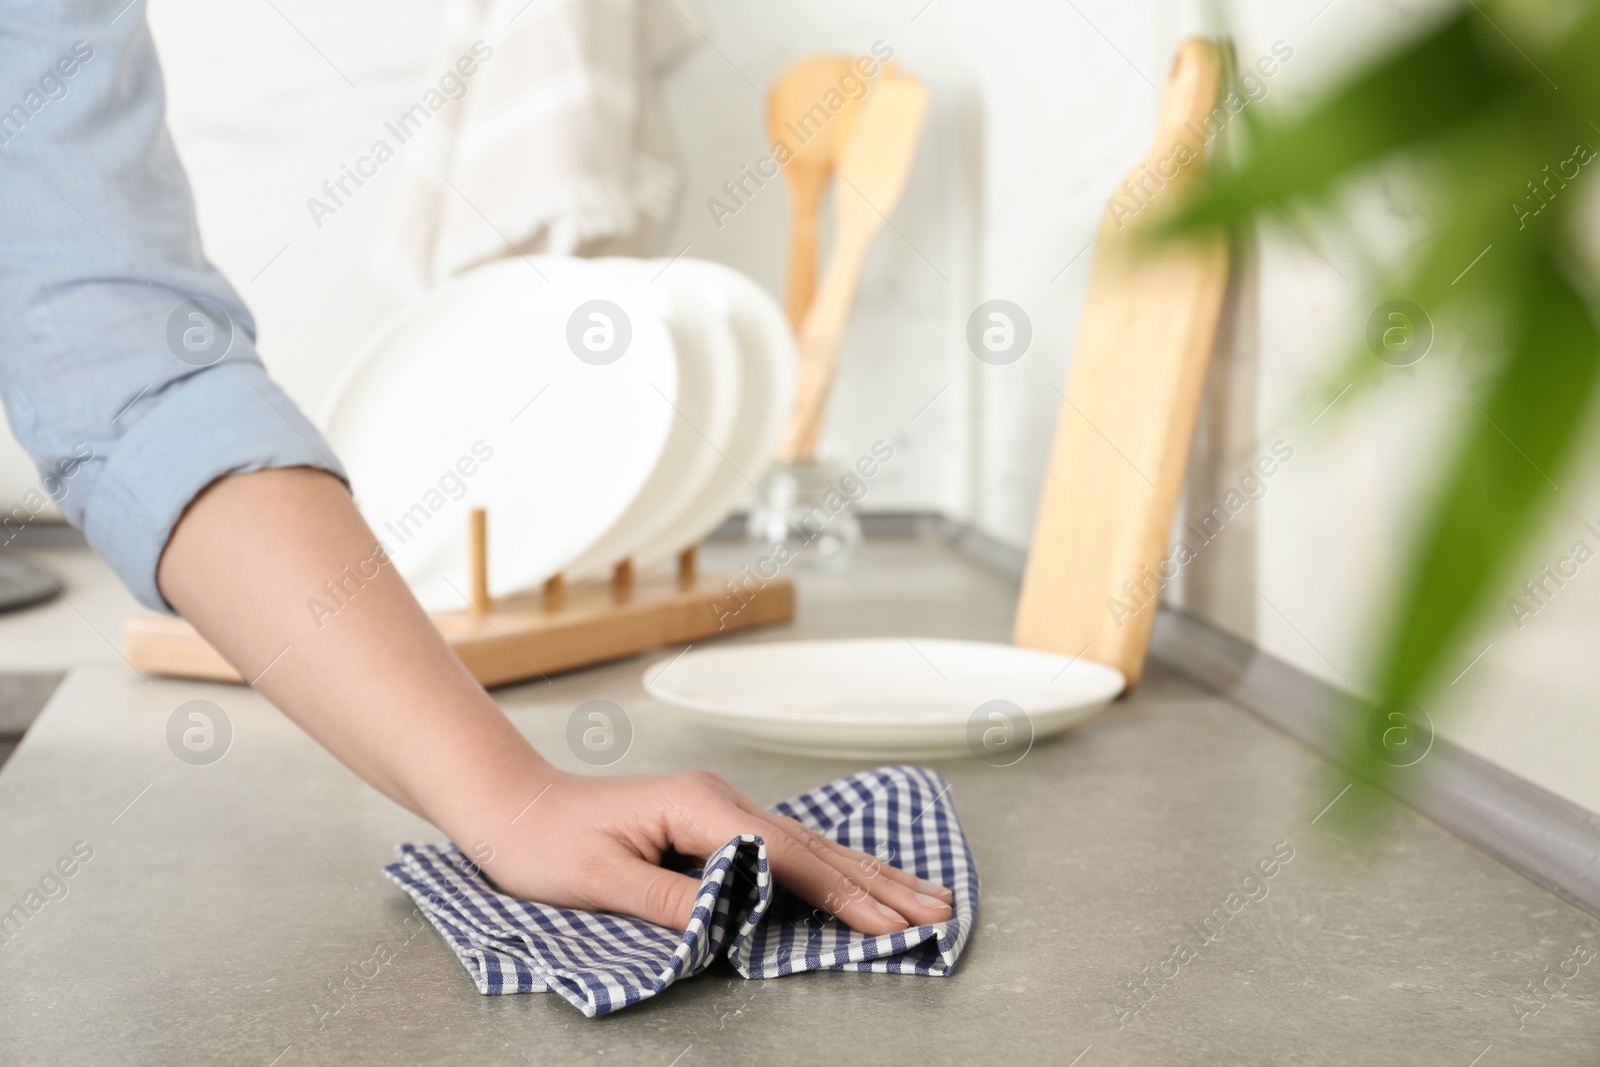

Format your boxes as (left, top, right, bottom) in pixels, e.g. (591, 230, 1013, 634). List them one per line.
(632, 259, 797, 569)
(319, 256, 677, 610)
(643, 638, 1126, 759)
(563, 259, 743, 579)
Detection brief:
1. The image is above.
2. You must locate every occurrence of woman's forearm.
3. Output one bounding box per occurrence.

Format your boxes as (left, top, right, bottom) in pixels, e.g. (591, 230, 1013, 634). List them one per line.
(156, 467, 550, 832)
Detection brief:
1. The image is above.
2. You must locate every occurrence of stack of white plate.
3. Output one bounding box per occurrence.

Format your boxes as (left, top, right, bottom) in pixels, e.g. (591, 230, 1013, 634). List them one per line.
(319, 256, 796, 610)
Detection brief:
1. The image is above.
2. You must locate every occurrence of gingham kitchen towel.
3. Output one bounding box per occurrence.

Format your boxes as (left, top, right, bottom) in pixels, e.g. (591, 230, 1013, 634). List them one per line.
(383, 765, 978, 1016)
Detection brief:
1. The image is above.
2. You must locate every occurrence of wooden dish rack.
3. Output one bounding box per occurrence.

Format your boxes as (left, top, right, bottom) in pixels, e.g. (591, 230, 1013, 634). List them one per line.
(123, 508, 794, 687)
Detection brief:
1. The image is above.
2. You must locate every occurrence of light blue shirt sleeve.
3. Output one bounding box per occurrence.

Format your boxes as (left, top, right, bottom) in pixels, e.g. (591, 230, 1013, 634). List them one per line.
(0, 0, 347, 612)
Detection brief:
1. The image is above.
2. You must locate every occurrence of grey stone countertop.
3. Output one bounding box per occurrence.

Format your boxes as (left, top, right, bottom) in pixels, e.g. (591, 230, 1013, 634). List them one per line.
(1, 538, 1597, 1065)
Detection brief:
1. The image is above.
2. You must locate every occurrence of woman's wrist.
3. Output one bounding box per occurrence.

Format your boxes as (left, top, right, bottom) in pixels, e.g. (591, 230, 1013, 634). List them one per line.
(413, 721, 566, 857)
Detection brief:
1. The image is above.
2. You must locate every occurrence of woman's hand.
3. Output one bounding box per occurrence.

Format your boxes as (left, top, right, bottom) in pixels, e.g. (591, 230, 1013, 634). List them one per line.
(160, 470, 946, 935)
(474, 768, 954, 934)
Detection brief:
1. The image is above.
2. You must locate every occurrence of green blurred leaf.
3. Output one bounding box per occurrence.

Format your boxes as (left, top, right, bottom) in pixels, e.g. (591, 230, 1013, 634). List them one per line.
(1375, 249, 1600, 708)
(1149, 2, 1600, 807)
(1174, 12, 1518, 232)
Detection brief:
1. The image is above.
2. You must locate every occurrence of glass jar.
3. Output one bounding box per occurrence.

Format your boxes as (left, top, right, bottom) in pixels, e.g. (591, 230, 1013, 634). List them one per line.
(746, 461, 865, 572)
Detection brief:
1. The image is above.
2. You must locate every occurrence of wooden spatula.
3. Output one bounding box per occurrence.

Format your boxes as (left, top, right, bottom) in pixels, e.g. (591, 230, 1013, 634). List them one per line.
(766, 57, 891, 331)
(776, 70, 929, 462)
(1012, 38, 1230, 688)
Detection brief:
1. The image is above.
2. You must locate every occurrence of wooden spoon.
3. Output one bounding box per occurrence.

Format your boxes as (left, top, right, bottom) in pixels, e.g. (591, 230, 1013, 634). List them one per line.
(765, 56, 892, 331)
(776, 70, 929, 462)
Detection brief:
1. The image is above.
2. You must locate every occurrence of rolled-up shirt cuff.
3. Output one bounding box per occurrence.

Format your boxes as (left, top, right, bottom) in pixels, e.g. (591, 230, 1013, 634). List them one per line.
(80, 359, 347, 613)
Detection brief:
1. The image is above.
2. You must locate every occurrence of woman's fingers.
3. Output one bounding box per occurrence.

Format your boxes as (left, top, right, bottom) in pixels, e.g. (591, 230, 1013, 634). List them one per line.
(755, 823, 916, 936)
(604, 856, 706, 930)
(765, 808, 953, 901)
(766, 817, 951, 927)
(652, 778, 915, 936)
(713, 788, 952, 928)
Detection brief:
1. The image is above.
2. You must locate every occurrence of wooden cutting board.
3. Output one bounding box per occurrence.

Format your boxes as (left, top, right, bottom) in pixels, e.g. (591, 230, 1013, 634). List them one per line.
(1012, 37, 1230, 688)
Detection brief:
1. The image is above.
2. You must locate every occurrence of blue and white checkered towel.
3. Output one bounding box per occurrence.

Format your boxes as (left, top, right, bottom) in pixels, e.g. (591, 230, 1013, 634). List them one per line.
(383, 765, 978, 1016)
